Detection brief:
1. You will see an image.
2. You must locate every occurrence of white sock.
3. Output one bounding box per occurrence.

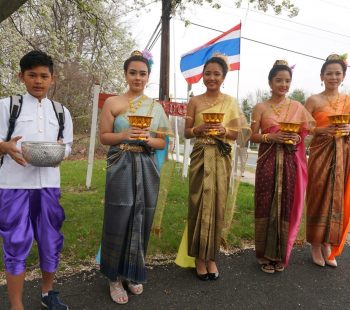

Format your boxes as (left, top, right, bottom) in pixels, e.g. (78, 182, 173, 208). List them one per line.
(42, 292, 49, 297)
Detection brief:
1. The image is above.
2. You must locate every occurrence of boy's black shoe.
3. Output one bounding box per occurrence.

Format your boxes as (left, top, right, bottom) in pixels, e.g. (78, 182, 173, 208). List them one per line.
(41, 291, 68, 310)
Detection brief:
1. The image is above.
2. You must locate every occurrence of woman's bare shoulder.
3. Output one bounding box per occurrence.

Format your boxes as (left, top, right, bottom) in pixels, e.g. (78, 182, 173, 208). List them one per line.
(104, 95, 124, 106)
(305, 94, 323, 107)
(253, 101, 268, 112)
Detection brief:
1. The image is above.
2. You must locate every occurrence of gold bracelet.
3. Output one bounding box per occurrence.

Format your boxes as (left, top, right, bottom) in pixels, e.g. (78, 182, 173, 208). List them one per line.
(266, 133, 271, 143)
(262, 133, 271, 143)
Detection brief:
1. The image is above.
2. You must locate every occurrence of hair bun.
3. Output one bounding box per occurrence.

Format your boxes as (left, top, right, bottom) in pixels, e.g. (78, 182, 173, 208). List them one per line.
(273, 59, 289, 66)
(326, 53, 347, 63)
(131, 50, 143, 57)
(211, 52, 230, 69)
(129, 50, 154, 69)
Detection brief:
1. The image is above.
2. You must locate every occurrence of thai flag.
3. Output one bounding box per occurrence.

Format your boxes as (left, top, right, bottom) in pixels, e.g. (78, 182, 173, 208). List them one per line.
(180, 23, 241, 84)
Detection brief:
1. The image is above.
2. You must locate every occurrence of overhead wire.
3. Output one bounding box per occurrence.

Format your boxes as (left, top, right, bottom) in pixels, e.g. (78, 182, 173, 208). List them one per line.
(144, 1, 183, 51)
(186, 21, 350, 67)
(148, 28, 161, 51)
(145, 19, 162, 50)
(246, 8, 350, 40)
(317, 0, 350, 10)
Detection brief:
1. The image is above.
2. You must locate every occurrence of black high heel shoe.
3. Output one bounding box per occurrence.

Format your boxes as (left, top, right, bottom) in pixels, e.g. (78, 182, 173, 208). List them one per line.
(208, 272, 219, 280)
(195, 258, 209, 281)
(196, 272, 209, 281)
(207, 260, 219, 280)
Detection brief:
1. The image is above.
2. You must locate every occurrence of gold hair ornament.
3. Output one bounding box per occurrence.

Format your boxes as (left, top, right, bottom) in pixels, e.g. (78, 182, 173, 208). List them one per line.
(131, 50, 143, 57)
(211, 52, 230, 70)
(326, 53, 348, 65)
(273, 59, 289, 66)
(130, 50, 154, 68)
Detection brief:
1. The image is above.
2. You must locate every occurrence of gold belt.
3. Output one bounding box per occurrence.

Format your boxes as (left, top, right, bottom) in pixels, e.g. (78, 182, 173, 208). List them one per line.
(119, 144, 145, 152)
(195, 136, 216, 145)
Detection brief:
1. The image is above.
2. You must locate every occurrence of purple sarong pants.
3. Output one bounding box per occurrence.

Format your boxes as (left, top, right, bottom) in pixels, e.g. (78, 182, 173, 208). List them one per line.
(0, 188, 65, 275)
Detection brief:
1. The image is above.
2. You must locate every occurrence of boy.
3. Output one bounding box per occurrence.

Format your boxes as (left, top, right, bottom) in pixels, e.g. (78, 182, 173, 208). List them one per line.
(0, 50, 73, 310)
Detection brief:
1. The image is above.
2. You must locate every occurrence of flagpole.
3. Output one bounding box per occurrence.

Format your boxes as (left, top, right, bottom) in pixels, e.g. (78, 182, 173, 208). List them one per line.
(234, 21, 242, 177)
(182, 83, 192, 178)
(236, 21, 242, 103)
(236, 68, 240, 102)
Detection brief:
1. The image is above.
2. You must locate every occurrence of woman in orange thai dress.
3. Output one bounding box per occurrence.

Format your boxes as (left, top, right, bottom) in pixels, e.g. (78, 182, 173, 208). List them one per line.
(305, 54, 350, 267)
(251, 60, 313, 273)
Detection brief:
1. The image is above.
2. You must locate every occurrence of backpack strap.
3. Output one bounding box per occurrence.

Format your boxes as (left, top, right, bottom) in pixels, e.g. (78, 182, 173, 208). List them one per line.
(6, 95, 23, 142)
(51, 100, 65, 140)
(1, 95, 23, 167)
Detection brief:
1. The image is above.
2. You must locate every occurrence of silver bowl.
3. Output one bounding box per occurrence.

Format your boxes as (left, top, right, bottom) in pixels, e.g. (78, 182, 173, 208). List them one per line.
(21, 141, 66, 167)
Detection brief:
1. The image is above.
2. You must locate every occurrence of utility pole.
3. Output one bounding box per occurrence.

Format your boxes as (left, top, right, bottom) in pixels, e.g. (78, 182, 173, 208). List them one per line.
(159, 0, 171, 101)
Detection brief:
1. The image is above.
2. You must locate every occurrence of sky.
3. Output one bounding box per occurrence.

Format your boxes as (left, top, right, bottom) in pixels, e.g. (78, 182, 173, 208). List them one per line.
(124, 0, 350, 104)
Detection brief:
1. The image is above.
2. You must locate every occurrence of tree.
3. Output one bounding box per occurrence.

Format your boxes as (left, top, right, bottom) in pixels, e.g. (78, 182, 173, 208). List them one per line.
(289, 88, 306, 104)
(0, 0, 28, 23)
(0, 0, 135, 133)
(234, 0, 298, 17)
(241, 98, 252, 121)
(255, 89, 270, 103)
(130, 0, 299, 17)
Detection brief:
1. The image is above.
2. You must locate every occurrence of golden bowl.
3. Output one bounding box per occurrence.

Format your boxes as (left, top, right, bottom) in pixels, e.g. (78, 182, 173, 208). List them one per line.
(128, 115, 153, 129)
(328, 114, 350, 137)
(278, 122, 301, 133)
(202, 113, 225, 136)
(202, 112, 225, 123)
(279, 122, 301, 145)
(328, 114, 350, 125)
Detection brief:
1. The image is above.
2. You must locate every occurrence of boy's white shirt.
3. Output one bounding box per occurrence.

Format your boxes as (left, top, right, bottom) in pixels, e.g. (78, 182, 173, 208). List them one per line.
(0, 93, 73, 189)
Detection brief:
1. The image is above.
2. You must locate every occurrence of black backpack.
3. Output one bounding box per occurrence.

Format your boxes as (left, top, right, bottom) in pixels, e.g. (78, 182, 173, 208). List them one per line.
(0, 95, 65, 166)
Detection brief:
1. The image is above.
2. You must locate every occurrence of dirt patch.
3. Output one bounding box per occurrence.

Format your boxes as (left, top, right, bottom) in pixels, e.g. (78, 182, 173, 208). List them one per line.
(68, 134, 107, 160)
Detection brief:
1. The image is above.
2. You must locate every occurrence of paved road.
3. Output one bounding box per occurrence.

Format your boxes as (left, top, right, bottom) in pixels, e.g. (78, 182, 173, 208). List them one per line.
(246, 151, 258, 168)
(1, 246, 350, 310)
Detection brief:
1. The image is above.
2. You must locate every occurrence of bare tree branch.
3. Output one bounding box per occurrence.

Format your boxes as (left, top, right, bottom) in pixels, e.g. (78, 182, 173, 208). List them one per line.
(0, 0, 29, 23)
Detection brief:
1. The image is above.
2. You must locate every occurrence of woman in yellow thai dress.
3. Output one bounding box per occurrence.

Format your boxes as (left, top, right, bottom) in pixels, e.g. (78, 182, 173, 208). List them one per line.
(251, 60, 313, 274)
(305, 54, 350, 268)
(183, 56, 245, 280)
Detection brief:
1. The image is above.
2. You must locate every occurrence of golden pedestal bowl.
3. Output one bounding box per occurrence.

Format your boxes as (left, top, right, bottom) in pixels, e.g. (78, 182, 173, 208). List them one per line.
(128, 115, 153, 140)
(279, 122, 301, 144)
(328, 114, 350, 137)
(202, 112, 225, 136)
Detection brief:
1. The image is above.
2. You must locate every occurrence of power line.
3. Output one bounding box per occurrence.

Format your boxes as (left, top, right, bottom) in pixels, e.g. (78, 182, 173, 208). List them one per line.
(148, 27, 161, 51)
(241, 36, 325, 62)
(186, 21, 350, 67)
(145, 19, 162, 50)
(317, 0, 350, 10)
(246, 8, 350, 40)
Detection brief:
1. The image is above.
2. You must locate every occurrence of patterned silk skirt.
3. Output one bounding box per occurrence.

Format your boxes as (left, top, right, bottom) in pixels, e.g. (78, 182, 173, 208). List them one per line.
(255, 143, 296, 262)
(100, 146, 160, 283)
(187, 142, 232, 261)
(307, 136, 350, 246)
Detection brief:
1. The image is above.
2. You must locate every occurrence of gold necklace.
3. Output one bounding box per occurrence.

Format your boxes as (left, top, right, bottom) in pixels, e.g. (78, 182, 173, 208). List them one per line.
(269, 98, 286, 117)
(326, 94, 340, 112)
(203, 93, 225, 107)
(128, 95, 146, 114)
(269, 98, 292, 120)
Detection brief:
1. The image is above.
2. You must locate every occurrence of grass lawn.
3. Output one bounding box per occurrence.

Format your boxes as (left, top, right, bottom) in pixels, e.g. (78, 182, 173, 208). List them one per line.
(0, 159, 254, 271)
